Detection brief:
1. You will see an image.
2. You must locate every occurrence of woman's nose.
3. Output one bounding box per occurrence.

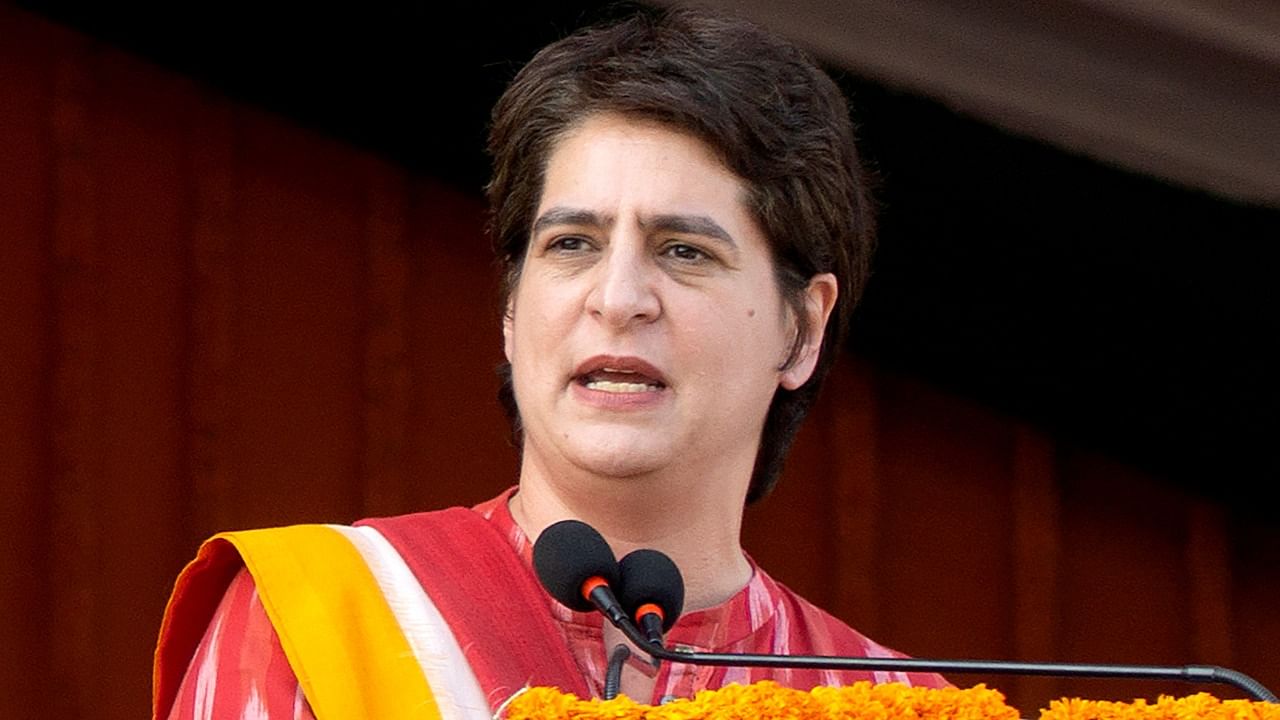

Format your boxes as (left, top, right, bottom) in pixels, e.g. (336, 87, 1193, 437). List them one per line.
(585, 243, 662, 328)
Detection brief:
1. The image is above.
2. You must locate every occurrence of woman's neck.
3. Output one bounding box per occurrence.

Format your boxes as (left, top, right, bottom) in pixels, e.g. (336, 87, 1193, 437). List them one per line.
(509, 472, 753, 611)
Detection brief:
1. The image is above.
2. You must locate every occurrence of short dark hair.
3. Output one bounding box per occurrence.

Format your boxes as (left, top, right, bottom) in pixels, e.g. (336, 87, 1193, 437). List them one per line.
(486, 5, 876, 504)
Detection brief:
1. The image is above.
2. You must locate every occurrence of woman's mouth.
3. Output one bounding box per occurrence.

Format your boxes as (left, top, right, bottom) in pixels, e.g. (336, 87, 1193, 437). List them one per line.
(579, 367, 666, 393)
(572, 357, 669, 396)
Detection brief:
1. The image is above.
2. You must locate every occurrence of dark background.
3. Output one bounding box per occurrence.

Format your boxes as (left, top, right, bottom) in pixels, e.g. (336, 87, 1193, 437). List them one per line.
(19, 0, 1280, 506)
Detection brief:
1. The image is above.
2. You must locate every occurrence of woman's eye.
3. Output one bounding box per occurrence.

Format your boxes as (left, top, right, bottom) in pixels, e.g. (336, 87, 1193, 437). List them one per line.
(548, 235, 589, 252)
(664, 243, 710, 262)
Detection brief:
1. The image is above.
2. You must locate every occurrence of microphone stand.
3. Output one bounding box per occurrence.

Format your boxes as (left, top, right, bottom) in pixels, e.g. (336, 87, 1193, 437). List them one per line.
(604, 644, 631, 700)
(604, 614, 1278, 703)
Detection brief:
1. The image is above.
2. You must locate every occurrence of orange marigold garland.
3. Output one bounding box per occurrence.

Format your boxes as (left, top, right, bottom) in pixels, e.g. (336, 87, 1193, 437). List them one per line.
(499, 682, 1279, 720)
(1039, 693, 1280, 720)
(500, 680, 1021, 720)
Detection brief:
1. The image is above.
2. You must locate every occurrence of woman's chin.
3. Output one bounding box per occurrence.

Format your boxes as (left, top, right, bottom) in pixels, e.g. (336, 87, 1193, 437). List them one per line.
(560, 434, 677, 480)
(577, 453, 667, 480)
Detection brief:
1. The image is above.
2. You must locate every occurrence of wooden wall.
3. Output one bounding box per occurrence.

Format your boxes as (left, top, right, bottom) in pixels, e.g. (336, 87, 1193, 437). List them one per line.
(2, 6, 1275, 719)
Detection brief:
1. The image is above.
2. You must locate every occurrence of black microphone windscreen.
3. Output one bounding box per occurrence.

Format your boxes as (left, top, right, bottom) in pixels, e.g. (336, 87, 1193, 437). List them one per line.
(532, 519, 620, 612)
(618, 548, 684, 630)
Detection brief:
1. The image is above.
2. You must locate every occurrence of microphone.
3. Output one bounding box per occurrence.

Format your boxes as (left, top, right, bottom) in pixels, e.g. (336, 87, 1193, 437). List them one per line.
(617, 548, 684, 646)
(531, 519, 633, 633)
(533, 519, 654, 700)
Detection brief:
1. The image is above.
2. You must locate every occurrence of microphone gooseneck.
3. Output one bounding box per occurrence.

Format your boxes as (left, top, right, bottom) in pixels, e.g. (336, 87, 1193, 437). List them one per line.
(603, 644, 630, 700)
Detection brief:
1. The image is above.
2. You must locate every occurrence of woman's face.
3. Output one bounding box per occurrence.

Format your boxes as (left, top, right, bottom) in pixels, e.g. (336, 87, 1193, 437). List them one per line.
(504, 113, 830, 488)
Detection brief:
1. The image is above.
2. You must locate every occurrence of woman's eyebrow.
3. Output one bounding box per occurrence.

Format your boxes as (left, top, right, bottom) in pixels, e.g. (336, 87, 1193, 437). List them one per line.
(641, 213, 736, 247)
(531, 206, 612, 235)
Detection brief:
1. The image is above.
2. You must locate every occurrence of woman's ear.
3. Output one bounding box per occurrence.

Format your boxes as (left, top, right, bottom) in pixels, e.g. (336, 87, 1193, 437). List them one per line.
(780, 273, 838, 390)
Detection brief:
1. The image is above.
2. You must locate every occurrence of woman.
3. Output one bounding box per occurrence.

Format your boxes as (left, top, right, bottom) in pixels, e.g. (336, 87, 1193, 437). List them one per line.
(152, 7, 947, 720)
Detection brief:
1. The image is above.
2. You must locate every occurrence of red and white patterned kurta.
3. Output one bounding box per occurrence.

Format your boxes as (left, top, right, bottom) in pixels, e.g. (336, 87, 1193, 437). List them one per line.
(163, 488, 947, 720)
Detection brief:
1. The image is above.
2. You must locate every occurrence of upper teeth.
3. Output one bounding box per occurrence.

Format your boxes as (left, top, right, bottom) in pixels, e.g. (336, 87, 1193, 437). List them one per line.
(587, 380, 654, 393)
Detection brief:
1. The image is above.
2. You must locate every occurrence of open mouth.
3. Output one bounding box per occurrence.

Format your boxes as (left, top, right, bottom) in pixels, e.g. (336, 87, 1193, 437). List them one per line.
(577, 367, 666, 394)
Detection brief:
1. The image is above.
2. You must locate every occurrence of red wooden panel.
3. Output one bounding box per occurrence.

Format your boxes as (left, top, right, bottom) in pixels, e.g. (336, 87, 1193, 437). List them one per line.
(1007, 425, 1064, 712)
(1185, 502, 1233, 667)
(186, 92, 238, 545)
(875, 370, 1015, 665)
(89, 44, 196, 718)
(402, 178, 516, 512)
(1056, 451, 1202, 701)
(829, 357, 886, 636)
(46, 27, 105, 720)
(358, 157, 414, 517)
(228, 111, 366, 527)
(0, 6, 56, 715)
(1231, 516, 1280, 701)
